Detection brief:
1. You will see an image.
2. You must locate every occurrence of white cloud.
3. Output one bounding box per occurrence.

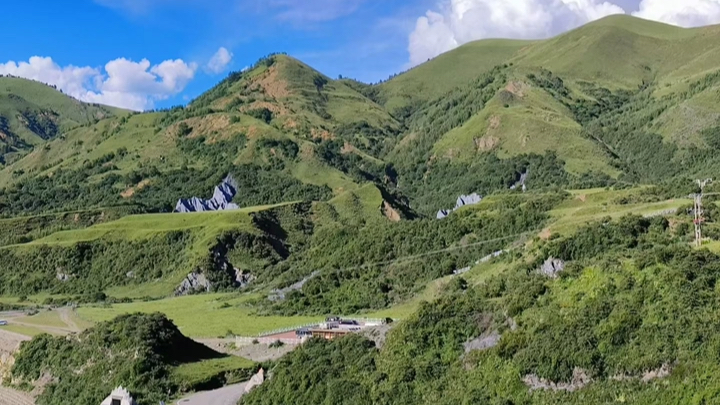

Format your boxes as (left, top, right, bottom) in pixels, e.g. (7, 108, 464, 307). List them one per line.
(632, 0, 720, 27)
(408, 0, 625, 66)
(206, 47, 233, 74)
(0, 56, 197, 111)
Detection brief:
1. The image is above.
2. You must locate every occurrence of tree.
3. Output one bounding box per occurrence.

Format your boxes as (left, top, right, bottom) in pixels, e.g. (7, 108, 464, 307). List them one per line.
(313, 74, 328, 92)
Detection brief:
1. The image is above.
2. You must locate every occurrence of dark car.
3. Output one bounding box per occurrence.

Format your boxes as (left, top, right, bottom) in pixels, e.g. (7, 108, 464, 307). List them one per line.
(295, 328, 312, 337)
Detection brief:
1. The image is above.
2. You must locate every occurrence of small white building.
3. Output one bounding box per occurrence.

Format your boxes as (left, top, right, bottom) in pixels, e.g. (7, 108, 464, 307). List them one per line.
(100, 386, 137, 405)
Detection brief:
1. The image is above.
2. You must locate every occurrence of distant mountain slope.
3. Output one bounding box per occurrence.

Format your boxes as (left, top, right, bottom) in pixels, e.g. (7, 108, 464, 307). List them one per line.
(0, 54, 406, 218)
(378, 39, 535, 116)
(0, 76, 124, 163)
(380, 15, 720, 112)
(5, 16, 720, 219)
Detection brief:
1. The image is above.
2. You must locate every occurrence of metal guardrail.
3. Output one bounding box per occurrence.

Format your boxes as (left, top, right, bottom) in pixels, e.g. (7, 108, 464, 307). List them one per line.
(236, 336, 307, 346)
(255, 318, 387, 337)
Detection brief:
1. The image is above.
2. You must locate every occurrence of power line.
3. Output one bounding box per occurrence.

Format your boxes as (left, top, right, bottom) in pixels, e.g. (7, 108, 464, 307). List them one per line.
(331, 232, 531, 273)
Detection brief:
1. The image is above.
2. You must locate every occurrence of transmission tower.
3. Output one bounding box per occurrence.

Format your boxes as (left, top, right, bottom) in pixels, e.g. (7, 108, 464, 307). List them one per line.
(693, 178, 713, 247)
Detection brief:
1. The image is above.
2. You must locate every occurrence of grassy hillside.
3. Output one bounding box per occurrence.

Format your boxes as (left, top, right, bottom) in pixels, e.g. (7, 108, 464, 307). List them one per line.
(0, 76, 124, 163)
(381, 15, 720, 109)
(4, 15, 720, 404)
(0, 54, 403, 218)
(378, 39, 534, 115)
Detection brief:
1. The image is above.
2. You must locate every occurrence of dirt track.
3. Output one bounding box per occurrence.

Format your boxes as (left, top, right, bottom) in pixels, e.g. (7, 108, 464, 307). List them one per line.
(0, 328, 29, 353)
(176, 382, 248, 405)
(0, 329, 34, 405)
(0, 386, 34, 405)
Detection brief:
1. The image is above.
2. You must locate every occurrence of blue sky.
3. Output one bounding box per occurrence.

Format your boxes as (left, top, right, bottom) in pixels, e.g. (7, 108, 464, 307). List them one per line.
(1, 0, 717, 111)
(0, 0, 429, 110)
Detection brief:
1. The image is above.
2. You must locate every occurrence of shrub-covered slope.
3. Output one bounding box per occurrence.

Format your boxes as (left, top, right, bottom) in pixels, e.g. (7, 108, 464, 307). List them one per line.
(10, 312, 252, 405)
(244, 215, 720, 405)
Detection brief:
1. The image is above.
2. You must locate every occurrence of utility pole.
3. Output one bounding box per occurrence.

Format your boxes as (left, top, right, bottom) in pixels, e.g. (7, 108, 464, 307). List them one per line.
(694, 178, 712, 247)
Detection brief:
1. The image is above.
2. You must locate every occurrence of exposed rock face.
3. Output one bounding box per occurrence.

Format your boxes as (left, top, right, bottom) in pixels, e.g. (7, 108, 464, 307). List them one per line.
(175, 271, 211, 295)
(463, 330, 502, 353)
(244, 368, 265, 394)
(539, 257, 565, 278)
(268, 271, 320, 301)
(382, 201, 401, 222)
(437, 193, 482, 219)
(235, 269, 255, 288)
(523, 368, 592, 392)
(175, 235, 258, 296)
(175, 175, 240, 213)
(611, 363, 672, 383)
(511, 170, 529, 192)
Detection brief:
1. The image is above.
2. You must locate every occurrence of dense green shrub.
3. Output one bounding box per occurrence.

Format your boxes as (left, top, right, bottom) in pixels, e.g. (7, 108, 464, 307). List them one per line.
(11, 313, 228, 405)
(243, 215, 720, 405)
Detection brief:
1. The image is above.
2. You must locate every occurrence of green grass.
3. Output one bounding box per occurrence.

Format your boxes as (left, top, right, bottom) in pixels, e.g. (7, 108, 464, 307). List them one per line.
(21, 203, 287, 249)
(379, 39, 534, 113)
(0, 324, 49, 337)
(76, 293, 323, 338)
(0, 76, 127, 146)
(13, 310, 67, 328)
(172, 356, 255, 385)
(546, 188, 691, 236)
(291, 156, 359, 194)
(432, 86, 620, 176)
(327, 184, 384, 221)
(653, 86, 720, 146)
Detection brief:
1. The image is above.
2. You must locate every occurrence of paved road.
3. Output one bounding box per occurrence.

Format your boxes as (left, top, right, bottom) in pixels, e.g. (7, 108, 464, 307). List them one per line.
(176, 383, 248, 405)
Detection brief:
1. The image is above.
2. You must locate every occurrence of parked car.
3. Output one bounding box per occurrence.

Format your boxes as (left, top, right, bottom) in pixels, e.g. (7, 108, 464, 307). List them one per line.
(340, 319, 359, 326)
(296, 328, 312, 336)
(0, 320, 8, 326)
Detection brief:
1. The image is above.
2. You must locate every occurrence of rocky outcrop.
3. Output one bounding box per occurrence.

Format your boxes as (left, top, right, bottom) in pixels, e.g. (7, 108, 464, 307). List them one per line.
(611, 363, 672, 383)
(268, 271, 320, 301)
(382, 201, 401, 222)
(245, 368, 265, 393)
(175, 175, 240, 213)
(523, 368, 592, 392)
(176, 234, 260, 296)
(175, 271, 211, 295)
(539, 257, 565, 278)
(437, 193, 482, 219)
(235, 269, 255, 288)
(511, 170, 529, 192)
(464, 330, 502, 353)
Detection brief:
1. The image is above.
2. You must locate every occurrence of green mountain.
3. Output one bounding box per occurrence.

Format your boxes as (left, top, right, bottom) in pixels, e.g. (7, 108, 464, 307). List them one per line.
(7, 15, 720, 405)
(3, 15, 720, 302)
(0, 76, 124, 164)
